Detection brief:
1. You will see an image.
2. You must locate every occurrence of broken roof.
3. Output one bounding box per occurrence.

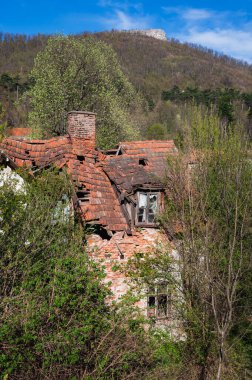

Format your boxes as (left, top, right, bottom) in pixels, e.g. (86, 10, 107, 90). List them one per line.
(103, 140, 177, 193)
(0, 135, 177, 232)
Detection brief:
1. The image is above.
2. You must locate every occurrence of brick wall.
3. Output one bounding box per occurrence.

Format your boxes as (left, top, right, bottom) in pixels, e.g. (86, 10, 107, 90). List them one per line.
(87, 228, 169, 304)
(87, 229, 184, 338)
(67, 111, 96, 148)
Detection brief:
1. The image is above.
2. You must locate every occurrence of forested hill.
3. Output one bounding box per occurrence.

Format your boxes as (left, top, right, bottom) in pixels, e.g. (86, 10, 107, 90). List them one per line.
(1, 31, 252, 94)
(94, 31, 252, 100)
(1, 30, 252, 130)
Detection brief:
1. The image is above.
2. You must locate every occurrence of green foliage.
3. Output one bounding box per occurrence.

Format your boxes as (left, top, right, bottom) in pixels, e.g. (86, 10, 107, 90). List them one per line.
(125, 248, 175, 288)
(27, 35, 142, 148)
(96, 32, 252, 102)
(162, 86, 251, 127)
(2, 31, 252, 142)
(126, 108, 252, 378)
(0, 73, 31, 94)
(0, 169, 109, 377)
(0, 73, 19, 91)
(162, 108, 252, 377)
(0, 102, 7, 140)
(146, 123, 167, 140)
(0, 169, 181, 379)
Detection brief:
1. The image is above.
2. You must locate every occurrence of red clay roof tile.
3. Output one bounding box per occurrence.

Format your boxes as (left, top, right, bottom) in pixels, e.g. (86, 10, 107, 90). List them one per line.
(0, 135, 177, 231)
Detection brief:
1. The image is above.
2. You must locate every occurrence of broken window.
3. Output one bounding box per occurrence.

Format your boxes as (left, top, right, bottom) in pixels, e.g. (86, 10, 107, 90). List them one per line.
(136, 191, 159, 225)
(147, 284, 171, 319)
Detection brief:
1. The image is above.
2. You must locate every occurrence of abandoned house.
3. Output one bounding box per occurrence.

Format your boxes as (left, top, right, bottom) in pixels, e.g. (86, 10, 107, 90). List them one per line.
(0, 111, 179, 324)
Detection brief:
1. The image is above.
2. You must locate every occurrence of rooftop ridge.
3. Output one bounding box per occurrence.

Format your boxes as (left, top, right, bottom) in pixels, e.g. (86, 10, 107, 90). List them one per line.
(119, 139, 175, 144)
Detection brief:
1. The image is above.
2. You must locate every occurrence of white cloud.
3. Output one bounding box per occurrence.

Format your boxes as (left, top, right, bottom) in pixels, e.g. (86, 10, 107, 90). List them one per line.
(163, 6, 213, 21)
(102, 10, 151, 30)
(97, 0, 149, 30)
(162, 6, 252, 63)
(182, 9, 212, 21)
(181, 27, 252, 63)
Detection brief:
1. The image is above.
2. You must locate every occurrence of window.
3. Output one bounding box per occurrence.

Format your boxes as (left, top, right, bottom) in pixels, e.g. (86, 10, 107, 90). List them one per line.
(136, 191, 159, 225)
(147, 284, 171, 319)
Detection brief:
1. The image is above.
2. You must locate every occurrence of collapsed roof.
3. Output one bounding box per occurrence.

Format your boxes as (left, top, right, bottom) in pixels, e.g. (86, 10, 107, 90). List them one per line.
(0, 111, 177, 232)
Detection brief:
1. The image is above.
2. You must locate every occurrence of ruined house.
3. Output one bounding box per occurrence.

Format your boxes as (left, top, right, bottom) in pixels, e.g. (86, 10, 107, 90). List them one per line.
(0, 111, 178, 322)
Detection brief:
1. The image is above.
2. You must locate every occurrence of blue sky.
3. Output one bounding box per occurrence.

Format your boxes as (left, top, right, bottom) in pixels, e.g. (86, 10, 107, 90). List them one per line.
(1, 0, 252, 63)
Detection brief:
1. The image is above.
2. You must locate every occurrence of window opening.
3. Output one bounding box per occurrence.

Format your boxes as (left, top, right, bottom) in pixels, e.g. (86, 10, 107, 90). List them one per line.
(116, 147, 123, 156)
(147, 284, 171, 319)
(148, 194, 157, 223)
(137, 192, 159, 225)
(139, 158, 148, 166)
(77, 155, 85, 163)
(92, 225, 112, 240)
(76, 189, 89, 203)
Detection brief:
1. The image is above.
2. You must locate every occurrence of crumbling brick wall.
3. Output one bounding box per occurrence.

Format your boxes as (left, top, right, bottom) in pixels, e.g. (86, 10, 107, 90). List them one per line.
(87, 228, 168, 307)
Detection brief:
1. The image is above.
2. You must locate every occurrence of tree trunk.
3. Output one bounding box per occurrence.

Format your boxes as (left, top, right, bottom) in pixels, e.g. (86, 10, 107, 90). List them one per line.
(216, 344, 224, 380)
(199, 363, 208, 380)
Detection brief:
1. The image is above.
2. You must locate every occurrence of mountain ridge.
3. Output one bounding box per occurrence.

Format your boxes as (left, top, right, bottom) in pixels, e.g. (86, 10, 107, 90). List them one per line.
(1, 30, 252, 128)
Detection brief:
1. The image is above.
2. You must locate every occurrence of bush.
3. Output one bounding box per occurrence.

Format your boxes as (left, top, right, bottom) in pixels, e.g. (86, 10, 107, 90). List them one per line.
(0, 169, 181, 379)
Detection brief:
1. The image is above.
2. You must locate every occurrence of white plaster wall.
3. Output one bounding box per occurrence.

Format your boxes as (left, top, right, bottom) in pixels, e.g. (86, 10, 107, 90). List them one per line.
(0, 166, 25, 192)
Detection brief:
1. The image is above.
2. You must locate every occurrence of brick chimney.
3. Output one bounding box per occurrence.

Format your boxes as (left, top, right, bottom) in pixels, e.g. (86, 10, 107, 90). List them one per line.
(67, 111, 96, 148)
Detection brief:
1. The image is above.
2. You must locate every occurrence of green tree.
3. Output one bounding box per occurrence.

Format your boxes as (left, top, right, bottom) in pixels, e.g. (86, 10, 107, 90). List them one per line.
(0, 169, 179, 379)
(27, 35, 142, 149)
(0, 102, 7, 140)
(127, 108, 252, 379)
(217, 89, 235, 126)
(163, 109, 252, 379)
(146, 123, 167, 140)
(0, 169, 109, 378)
(0, 73, 19, 91)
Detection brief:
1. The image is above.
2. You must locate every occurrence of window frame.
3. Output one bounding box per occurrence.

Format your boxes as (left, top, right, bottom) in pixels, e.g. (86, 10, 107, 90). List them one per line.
(135, 190, 160, 227)
(147, 284, 171, 320)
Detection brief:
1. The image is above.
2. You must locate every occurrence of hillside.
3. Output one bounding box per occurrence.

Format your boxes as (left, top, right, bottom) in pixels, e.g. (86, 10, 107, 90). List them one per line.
(1, 31, 252, 93)
(1, 30, 252, 129)
(94, 31, 252, 100)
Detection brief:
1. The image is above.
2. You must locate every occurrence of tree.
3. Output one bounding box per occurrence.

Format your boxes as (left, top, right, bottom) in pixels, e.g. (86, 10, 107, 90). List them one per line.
(162, 108, 252, 379)
(125, 108, 252, 379)
(27, 35, 142, 149)
(0, 73, 22, 93)
(0, 102, 7, 140)
(217, 89, 235, 126)
(0, 169, 109, 378)
(0, 169, 178, 379)
(146, 123, 167, 140)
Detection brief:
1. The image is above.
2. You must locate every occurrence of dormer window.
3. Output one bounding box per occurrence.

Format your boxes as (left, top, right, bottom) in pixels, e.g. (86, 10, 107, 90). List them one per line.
(136, 191, 159, 225)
